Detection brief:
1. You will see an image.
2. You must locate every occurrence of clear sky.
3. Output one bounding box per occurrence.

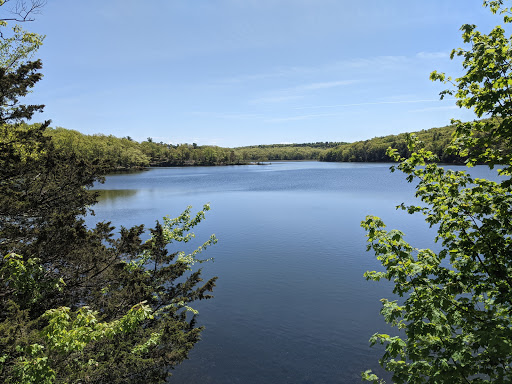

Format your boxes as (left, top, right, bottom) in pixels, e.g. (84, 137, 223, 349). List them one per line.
(22, 0, 500, 147)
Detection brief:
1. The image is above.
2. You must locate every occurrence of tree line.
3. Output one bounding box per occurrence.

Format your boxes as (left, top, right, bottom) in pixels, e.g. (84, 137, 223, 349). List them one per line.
(319, 125, 460, 163)
(321, 120, 512, 164)
(46, 128, 348, 167)
(44, 123, 497, 170)
(44, 127, 244, 169)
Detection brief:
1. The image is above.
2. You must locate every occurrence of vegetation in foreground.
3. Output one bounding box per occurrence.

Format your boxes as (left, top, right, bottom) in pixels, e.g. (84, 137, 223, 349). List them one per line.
(362, 1, 512, 382)
(0, 2, 217, 383)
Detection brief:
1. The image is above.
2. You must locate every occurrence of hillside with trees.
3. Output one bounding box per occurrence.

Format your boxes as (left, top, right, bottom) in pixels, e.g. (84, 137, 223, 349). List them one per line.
(319, 124, 459, 163)
(233, 142, 345, 161)
(43, 123, 481, 170)
(45, 127, 244, 169)
(46, 127, 348, 168)
(43, 126, 343, 168)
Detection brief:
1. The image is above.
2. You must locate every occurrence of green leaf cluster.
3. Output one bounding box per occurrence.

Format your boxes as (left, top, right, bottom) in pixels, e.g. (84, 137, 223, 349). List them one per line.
(45, 127, 150, 170)
(363, 2, 512, 382)
(0, 3, 45, 71)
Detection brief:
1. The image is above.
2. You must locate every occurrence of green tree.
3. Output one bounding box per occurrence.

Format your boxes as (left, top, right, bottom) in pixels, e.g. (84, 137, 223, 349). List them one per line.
(362, 1, 512, 383)
(1, 76, 218, 384)
(0, 4, 218, 383)
(0, 0, 45, 70)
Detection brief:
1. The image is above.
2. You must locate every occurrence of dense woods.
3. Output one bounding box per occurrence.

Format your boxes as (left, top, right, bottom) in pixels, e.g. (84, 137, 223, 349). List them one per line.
(45, 127, 347, 168)
(320, 121, 512, 163)
(319, 125, 458, 162)
(40, 123, 491, 171)
(233, 142, 344, 161)
(44, 127, 241, 168)
(44, 120, 512, 169)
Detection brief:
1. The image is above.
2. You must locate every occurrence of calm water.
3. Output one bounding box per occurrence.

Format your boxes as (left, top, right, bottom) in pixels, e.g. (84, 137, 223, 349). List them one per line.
(87, 161, 500, 383)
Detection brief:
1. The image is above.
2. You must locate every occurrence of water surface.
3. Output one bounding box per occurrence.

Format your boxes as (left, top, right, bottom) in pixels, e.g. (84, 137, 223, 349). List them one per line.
(88, 161, 500, 383)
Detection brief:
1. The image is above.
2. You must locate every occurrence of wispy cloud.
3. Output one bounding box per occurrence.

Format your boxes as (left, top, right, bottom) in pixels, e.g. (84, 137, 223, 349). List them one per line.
(266, 113, 340, 123)
(341, 55, 409, 69)
(416, 51, 449, 60)
(297, 80, 358, 91)
(191, 111, 264, 120)
(250, 79, 358, 104)
(215, 67, 307, 84)
(250, 94, 305, 104)
(216, 55, 410, 85)
(409, 105, 459, 113)
(266, 99, 458, 123)
(294, 99, 445, 110)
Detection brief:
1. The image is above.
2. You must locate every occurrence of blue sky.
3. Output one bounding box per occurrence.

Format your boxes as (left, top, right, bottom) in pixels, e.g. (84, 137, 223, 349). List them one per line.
(23, 0, 499, 147)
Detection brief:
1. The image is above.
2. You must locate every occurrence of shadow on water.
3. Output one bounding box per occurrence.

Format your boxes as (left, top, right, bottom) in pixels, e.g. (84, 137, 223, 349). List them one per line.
(95, 189, 138, 202)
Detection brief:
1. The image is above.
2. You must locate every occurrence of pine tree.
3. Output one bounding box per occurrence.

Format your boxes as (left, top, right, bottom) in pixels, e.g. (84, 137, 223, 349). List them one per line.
(0, 61, 217, 384)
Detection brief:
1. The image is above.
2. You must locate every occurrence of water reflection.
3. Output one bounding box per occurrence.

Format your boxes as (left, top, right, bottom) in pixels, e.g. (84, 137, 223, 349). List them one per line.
(95, 189, 137, 202)
(85, 163, 503, 384)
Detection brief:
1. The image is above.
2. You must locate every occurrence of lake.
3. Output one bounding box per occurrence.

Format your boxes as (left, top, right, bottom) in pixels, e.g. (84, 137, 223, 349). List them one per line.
(87, 161, 499, 383)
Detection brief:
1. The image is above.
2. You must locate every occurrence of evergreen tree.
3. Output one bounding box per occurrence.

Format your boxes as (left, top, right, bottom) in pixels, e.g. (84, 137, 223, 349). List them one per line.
(0, 24, 217, 384)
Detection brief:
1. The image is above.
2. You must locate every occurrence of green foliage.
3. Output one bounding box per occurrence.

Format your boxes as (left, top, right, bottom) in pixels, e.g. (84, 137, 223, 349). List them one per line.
(320, 125, 465, 163)
(0, 59, 45, 123)
(435, 1, 512, 174)
(44, 127, 349, 168)
(0, 8, 218, 383)
(0, 1, 45, 70)
(233, 143, 335, 161)
(47, 122, 487, 168)
(43, 128, 246, 169)
(363, 1, 512, 382)
(46, 127, 150, 170)
(1, 175, 218, 383)
(2, 254, 64, 307)
(1, 122, 218, 382)
(3, 206, 218, 384)
(142, 142, 243, 166)
(232, 142, 344, 161)
(363, 141, 512, 383)
(9, 301, 153, 384)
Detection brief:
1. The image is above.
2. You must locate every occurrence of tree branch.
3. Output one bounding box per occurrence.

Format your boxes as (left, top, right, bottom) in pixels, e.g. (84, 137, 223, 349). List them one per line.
(0, 0, 46, 23)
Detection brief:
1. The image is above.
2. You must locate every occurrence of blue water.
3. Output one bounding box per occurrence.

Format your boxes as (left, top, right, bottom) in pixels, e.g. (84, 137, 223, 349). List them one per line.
(86, 161, 501, 383)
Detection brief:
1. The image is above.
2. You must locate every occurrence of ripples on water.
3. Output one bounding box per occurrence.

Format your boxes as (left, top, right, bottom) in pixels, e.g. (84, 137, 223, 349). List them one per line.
(88, 162, 502, 383)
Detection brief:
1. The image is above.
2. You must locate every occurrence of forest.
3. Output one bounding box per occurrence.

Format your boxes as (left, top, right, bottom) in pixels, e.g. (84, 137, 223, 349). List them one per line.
(41, 123, 480, 172)
(44, 126, 343, 168)
(319, 125, 459, 162)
